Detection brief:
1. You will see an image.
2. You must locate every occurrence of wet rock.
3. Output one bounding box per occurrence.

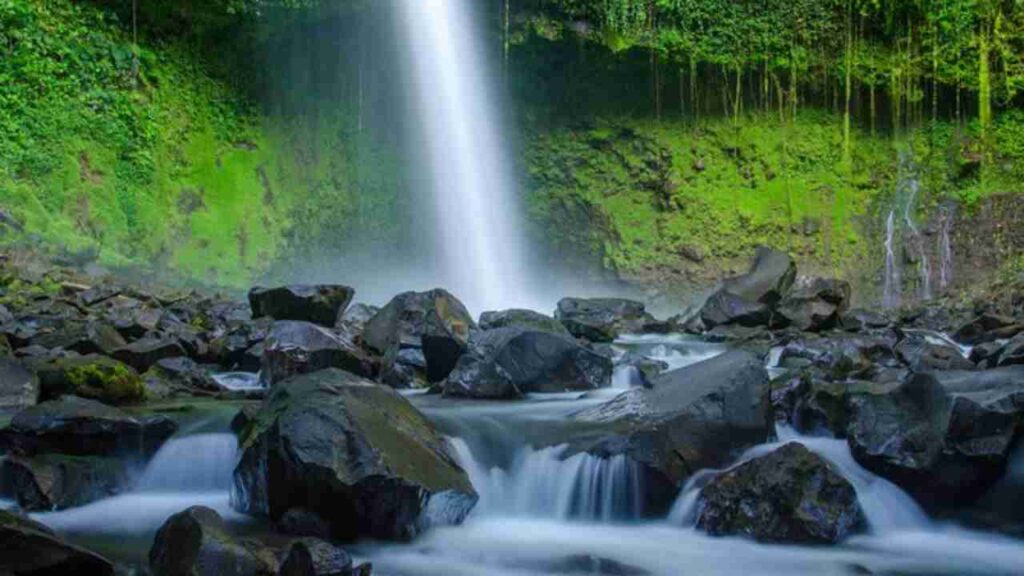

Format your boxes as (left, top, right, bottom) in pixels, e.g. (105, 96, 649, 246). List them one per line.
(279, 538, 361, 576)
(996, 333, 1024, 367)
(363, 289, 475, 383)
(847, 368, 1024, 507)
(249, 285, 355, 327)
(720, 247, 796, 306)
(232, 369, 477, 541)
(842, 309, 890, 332)
(149, 506, 276, 576)
(112, 337, 187, 373)
(28, 320, 126, 356)
(696, 443, 862, 544)
(554, 298, 655, 342)
(970, 341, 1006, 369)
(776, 278, 851, 332)
(260, 321, 377, 387)
(0, 508, 114, 575)
(479, 309, 571, 337)
(573, 350, 771, 509)
(33, 354, 145, 405)
(540, 554, 649, 576)
(0, 396, 176, 457)
(336, 303, 379, 336)
(143, 357, 222, 398)
(0, 454, 130, 510)
(0, 357, 38, 411)
(443, 327, 612, 399)
(699, 290, 771, 329)
(277, 508, 333, 540)
(894, 332, 974, 372)
(952, 313, 1022, 345)
(777, 333, 897, 381)
(230, 404, 260, 437)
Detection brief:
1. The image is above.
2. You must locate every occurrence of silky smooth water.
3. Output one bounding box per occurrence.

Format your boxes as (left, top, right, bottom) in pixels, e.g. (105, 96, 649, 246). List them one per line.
(397, 0, 532, 314)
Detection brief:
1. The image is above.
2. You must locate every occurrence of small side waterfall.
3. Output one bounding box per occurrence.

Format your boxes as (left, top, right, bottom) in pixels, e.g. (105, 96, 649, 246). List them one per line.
(937, 204, 956, 290)
(450, 438, 644, 522)
(883, 153, 934, 307)
(901, 172, 932, 301)
(883, 209, 902, 309)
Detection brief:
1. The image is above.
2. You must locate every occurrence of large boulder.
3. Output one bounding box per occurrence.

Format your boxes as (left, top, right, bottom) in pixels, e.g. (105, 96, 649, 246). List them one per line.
(479, 309, 571, 337)
(721, 247, 797, 306)
(443, 327, 612, 399)
(260, 321, 377, 387)
(143, 357, 223, 399)
(554, 298, 656, 343)
(952, 313, 1023, 346)
(0, 509, 114, 575)
(279, 538, 369, 576)
(696, 443, 862, 544)
(112, 337, 187, 373)
(572, 350, 771, 511)
(249, 285, 355, 327)
(894, 332, 974, 372)
(0, 396, 176, 457)
(776, 278, 851, 332)
(33, 354, 145, 405)
(362, 290, 475, 383)
(0, 454, 130, 510)
(0, 357, 38, 411)
(847, 367, 1024, 507)
(699, 290, 772, 329)
(149, 506, 276, 576)
(232, 369, 477, 540)
(996, 333, 1024, 367)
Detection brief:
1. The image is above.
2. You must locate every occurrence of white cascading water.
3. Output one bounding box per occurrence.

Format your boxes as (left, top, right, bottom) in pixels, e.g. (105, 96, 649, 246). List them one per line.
(902, 173, 932, 301)
(883, 209, 901, 309)
(398, 0, 532, 314)
(938, 204, 955, 290)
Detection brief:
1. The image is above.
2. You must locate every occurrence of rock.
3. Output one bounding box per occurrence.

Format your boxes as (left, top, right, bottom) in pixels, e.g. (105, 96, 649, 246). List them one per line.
(678, 244, 705, 263)
(28, 320, 127, 356)
(362, 290, 475, 383)
(0, 357, 38, 411)
(720, 247, 796, 306)
(970, 341, 1006, 368)
(0, 396, 176, 457)
(34, 354, 145, 405)
(573, 350, 771, 510)
(112, 337, 187, 372)
(260, 321, 377, 387)
(0, 454, 130, 510)
(554, 298, 654, 343)
(952, 313, 1022, 345)
(696, 443, 862, 544)
(149, 506, 276, 576)
(443, 327, 612, 399)
(479, 309, 571, 337)
(249, 285, 355, 327)
(230, 404, 260, 437)
(143, 357, 222, 398)
(894, 332, 974, 372)
(996, 333, 1024, 367)
(336, 303, 379, 335)
(842, 309, 890, 332)
(279, 538, 357, 576)
(776, 278, 851, 332)
(208, 318, 272, 372)
(277, 508, 333, 540)
(699, 290, 772, 329)
(847, 368, 1024, 507)
(0, 508, 114, 575)
(232, 369, 476, 540)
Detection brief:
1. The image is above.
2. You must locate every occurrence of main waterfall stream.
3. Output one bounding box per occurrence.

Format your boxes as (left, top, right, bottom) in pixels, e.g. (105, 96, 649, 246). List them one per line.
(20, 336, 1024, 575)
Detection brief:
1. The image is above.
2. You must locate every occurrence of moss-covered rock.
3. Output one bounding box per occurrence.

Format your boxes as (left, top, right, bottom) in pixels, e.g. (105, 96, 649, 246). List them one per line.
(35, 354, 145, 405)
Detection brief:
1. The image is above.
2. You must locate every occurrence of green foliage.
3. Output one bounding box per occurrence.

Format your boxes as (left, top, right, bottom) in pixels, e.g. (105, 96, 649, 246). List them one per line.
(64, 357, 146, 405)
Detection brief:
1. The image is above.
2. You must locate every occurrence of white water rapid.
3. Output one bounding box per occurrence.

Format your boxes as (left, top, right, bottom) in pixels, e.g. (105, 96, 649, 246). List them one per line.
(398, 0, 533, 314)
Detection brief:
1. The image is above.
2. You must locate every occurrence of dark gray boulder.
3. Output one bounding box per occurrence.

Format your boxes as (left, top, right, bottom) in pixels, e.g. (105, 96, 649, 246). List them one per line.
(572, 350, 771, 510)
(279, 538, 366, 576)
(259, 321, 377, 387)
(336, 303, 379, 336)
(894, 332, 973, 372)
(443, 327, 612, 399)
(32, 354, 145, 405)
(0, 509, 114, 575)
(249, 285, 355, 327)
(721, 247, 797, 306)
(696, 443, 863, 544)
(0, 357, 38, 411)
(362, 289, 475, 383)
(479, 309, 571, 337)
(143, 357, 222, 399)
(776, 278, 851, 332)
(0, 396, 176, 457)
(699, 290, 772, 329)
(554, 298, 656, 342)
(231, 369, 476, 541)
(0, 454, 130, 511)
(149, 506, 276, 576)
(952, 313, 1023, 345)
(996, 333, 1024, 367)
(112, 337, 187, 373)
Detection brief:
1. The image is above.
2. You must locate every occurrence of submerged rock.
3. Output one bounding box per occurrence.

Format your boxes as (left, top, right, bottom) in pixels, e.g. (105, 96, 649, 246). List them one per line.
(443, 327, 612, 399)
(0, 509, 114, 575)
(696, 443, 862, 544)
(554, 298, 655, 342)
(249, 285, 355, 327)
(362, 289, 475, 383)
(232, 369, 477, 541)
(149, 506, 276, 576)
(260, 321, 377, 387)
(573, 350, 771, 511)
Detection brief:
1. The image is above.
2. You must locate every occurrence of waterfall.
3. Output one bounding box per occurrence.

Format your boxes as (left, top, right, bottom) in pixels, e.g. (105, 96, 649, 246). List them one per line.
(397, 0, 532, 313)
(883, 210, 901, 309)
(137, 434, 238, 492)
(449, 438, 644, 522)
(937, 204, 955, 290)
(901, 173, 932, 301)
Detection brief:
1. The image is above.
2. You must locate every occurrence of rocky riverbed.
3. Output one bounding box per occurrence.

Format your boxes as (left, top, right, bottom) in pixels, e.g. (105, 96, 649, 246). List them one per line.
(1, 247, 1024, 575)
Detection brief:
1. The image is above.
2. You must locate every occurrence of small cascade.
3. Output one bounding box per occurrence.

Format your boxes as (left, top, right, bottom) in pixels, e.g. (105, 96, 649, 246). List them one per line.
(884, 153, 935, 307)
(450, 438, 644, 522)
(937, 204, 956, 290)
(900, 159, 932, 301)
(668, 425, 929, 533)
(611, 365, 643, 389)
(137, 434, 238, 492)
(212, 372, 263, 392)
(883, 210, 902, 309)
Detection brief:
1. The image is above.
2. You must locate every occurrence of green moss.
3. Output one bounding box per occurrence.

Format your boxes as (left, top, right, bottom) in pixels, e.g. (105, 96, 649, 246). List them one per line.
(64, 358, 145, 405)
